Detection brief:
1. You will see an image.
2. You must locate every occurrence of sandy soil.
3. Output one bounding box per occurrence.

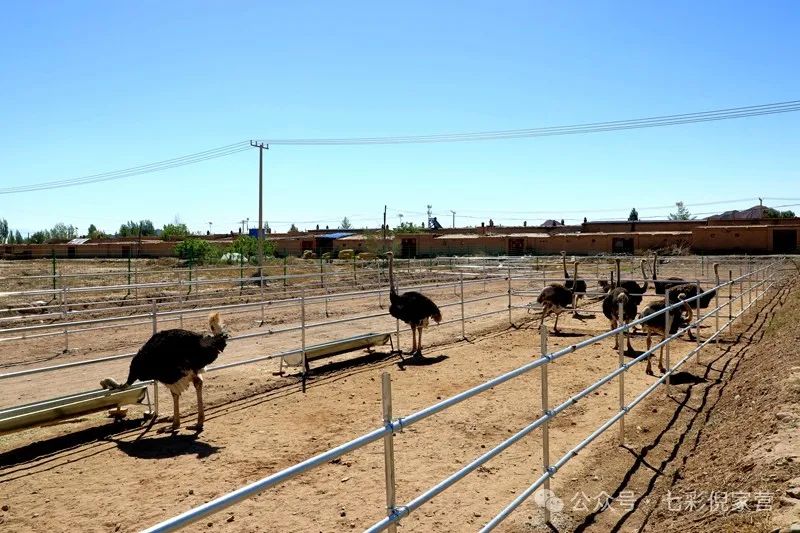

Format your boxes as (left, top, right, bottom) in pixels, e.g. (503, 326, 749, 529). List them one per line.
(0, 259, 785, 532)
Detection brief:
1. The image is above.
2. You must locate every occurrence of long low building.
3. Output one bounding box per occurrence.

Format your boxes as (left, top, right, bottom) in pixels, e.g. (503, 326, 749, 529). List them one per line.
(2, 221, 798, 259)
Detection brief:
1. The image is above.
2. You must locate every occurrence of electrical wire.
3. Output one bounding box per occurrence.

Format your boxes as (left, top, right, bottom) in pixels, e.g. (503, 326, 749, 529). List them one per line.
(4, 99, 798, 194)
(0, 142, 251, 194)
(254, 100, 800, 145)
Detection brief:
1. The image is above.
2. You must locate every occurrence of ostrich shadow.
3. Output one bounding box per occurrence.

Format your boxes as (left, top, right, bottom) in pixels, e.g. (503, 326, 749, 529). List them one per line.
(548, 331, 586, 338)
(396, 354, 449, 370)
(0, 418, 145, 470)
(109, 432, 222, 459)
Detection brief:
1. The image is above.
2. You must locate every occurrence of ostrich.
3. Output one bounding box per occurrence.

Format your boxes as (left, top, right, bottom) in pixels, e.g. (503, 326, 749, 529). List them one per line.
(561, 252, 587, 297)
(639, 295, 695, 376)
(537, 261, 578, 334)
(386, 252, 442, 357)
(653, 253, 716, 309)
(101, 313, 228, 432)
(599, 259, 650, 306)
(601, 287, 638, 351)
(652, 252, 688, 295)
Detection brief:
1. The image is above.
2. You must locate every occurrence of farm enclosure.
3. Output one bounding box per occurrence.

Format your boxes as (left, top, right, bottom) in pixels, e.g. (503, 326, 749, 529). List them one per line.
(0, 255, 793, 532)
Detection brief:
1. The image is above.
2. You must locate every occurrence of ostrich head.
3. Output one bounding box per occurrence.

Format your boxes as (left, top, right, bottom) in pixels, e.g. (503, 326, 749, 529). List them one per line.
(209, 312, 228, 338)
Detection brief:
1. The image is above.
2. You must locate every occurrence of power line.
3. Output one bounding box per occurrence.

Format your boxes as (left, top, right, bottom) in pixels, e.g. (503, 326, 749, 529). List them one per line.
(4, 99, 798, 194)
(254, 100, 800, 145)
(0, 142, 251, 194)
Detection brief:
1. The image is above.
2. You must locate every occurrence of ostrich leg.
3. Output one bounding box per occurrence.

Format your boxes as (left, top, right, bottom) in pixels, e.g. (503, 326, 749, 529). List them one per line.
(415, 327, 423, 357)
(191, 374, 205, 430)
(645, 333, 654, 375)
(410, 325, 417, 355)
(158, 393, 181, 432)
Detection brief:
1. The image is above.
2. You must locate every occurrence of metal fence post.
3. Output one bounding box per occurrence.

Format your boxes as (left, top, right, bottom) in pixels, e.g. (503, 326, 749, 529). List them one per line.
(301, 291, 307, 389)
(61, 287, 69, 353)
(460, 272, 466, 340)
(713, 264, 720, 345)
(151, 298, 159, 416)
(617, 301, 625, 445)
(539, 323, 551, 525)
(178, 281, 184, 329)
(728, 270, 733, 322)
(381, 373, 398, 533)
(507, 267, 512, 324)
(664, 291, 671, 393)
(695, 280, 701, 363)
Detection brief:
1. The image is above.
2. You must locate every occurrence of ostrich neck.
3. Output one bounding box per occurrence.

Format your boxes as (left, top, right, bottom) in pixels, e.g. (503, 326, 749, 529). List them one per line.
(388, 256, 397, 295)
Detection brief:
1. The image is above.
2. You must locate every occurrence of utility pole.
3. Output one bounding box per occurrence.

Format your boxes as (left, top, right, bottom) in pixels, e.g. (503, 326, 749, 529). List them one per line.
(208, 221, 213, 234)
(450, 210, 456, 228)
(250, 141, 269, 287)
(383, 205, 387, 252)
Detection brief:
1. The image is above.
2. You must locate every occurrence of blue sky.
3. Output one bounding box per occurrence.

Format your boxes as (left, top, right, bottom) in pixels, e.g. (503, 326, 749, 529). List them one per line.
(1, 1, 798, 236)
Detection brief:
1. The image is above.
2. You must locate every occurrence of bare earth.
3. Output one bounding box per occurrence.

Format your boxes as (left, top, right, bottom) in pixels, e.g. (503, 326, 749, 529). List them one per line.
(0, 269, 797, 532)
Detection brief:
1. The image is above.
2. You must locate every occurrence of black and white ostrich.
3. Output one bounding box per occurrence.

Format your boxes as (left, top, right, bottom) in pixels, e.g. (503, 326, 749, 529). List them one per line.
(561, 252, 587, 300)
(652, 252, 689, 295)
(601, 287, 638, 351)
(101, 313, 228, 432)
(386, 252, 442, 357)
(599, 259, 650, 307)
(652, 253, 716, 309)
(537, 261, 578, 335)
(639, 296, 695, 375)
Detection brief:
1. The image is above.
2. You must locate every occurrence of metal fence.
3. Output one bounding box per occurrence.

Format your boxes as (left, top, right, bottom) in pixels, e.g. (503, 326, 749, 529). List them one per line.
(0, 256, 780, 408)
(136, 259, 787, 532)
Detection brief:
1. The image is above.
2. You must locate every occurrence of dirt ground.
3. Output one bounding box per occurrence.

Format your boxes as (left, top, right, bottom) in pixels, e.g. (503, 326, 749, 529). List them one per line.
(0, 260, 792, 532)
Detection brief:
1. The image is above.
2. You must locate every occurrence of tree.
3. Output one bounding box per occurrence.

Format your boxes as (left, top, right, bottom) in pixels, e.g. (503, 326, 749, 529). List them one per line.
(764, 208, 796, 219)
(288, 223, 300, 233)
(174, 238, 220, 264)
(119, 219, 155, 237)
(340, 217, 352, 230)
(228, 235, 274, 262)
(87, 224, 107, 239)
(628, 208, 639, 221)
(668, 201, 694, 221)
(50, 223, 77, 240)
(29, 230, 50, 244)
(14, 230, 22, 244)
(6, 231, 14, 244)
(393, 222, 425, 233)
(161, 223, 190, 239)
(0, 218, 7, 243)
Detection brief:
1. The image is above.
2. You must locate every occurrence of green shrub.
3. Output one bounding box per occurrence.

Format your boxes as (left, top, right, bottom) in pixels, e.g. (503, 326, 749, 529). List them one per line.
(227, 235, 274, 264)
(174, 238, 219, 264)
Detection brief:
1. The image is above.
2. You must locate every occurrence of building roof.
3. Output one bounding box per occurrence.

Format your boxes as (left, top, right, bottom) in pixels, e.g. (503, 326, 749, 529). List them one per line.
(435, 234, 483, 240)
(554, 231, 692, 237)
(315, 232, 355, 240)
